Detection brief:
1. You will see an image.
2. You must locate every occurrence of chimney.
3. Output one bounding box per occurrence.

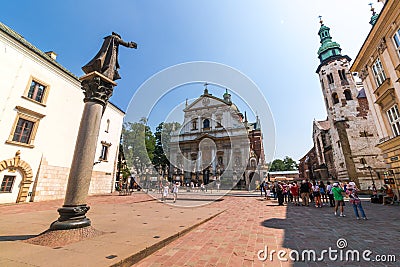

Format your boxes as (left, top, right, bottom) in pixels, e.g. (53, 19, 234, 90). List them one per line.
(45, 51, 57, 60)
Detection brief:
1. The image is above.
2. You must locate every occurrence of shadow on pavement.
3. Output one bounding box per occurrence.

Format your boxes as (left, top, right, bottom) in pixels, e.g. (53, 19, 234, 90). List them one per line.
(0, 235, 37, 241)
(260, 201, 400, 266)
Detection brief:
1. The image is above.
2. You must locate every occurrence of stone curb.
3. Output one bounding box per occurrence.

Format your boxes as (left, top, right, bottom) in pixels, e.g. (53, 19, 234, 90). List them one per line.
(109, 209, 226, 267)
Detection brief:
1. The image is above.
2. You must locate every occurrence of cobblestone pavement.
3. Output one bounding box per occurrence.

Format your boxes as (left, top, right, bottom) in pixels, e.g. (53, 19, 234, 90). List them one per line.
(0, 191, 153, 215)
(134, 196, 400, 267)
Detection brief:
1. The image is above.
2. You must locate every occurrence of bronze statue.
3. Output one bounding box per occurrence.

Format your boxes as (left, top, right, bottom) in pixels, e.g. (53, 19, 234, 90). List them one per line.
(82, 32, 137, 81)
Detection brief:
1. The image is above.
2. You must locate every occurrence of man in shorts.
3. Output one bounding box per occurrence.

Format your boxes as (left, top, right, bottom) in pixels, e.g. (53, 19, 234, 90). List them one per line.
(332, 182, 346, 217)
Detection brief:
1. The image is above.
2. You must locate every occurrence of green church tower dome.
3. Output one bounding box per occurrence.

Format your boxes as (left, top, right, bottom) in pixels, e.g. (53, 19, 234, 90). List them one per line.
(316, 17, 342, 63)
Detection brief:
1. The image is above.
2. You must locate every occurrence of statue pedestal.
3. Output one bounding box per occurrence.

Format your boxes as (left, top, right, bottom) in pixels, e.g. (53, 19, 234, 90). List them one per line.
(50, 72, 116, 230)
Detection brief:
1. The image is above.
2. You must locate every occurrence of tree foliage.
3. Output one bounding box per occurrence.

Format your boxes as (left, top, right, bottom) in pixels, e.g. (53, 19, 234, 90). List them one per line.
(121, 118, 155, 173)
(152, 122, 181, 170)
(269, 156, 298, 172)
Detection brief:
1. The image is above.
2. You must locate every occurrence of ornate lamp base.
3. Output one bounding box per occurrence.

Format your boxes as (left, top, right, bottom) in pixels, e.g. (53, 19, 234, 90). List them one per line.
(50, 205, 91, 230)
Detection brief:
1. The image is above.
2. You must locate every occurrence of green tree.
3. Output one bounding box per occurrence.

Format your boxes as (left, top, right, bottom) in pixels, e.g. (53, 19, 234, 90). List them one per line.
(152, 122, 181, 171)
(121, 118, 155, 173)
(269, 159, 286, 172)
(283, 156, 298, 171)
(269, 156, 298, 172)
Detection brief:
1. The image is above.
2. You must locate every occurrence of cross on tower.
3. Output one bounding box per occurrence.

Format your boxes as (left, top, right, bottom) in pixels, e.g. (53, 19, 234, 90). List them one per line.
(318, 16, 323, 25)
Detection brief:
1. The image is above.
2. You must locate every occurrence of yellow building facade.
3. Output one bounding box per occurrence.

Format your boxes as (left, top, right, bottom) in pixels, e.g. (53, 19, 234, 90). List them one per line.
(351, 0, 400, 192)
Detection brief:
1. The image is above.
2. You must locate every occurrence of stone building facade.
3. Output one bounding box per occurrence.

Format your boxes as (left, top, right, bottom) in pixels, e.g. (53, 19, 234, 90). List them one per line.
(299, 147, 318, 180)
(314, 19, 386, 189)
(0, 22, 124, 203)
(311, 119, 336, 181)
(351, 0, 400, 194)
(169, 87, 267, 190)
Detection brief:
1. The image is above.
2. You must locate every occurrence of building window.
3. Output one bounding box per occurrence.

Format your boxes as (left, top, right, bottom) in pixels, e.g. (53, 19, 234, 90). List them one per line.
(327, 73, 334, 84)
(23, 77, 50, 105)
(7, 106, 45, 148)
(386, 104, 400, 136)
(1, 175, 15, 193)
(332, 93, 339, 104)
(99, 141, 112, 161)
(105, 119, 110, 133)
(12, 119, 34, 144)
(28, 81, 46, 102)
(372, 57, 386, 86)
(393, 28, 400, 58)
(203, 119, 210, 129)
(344, 89, 352, 100)
(191, 119, 197, 130)
(338, 69, 348, 85)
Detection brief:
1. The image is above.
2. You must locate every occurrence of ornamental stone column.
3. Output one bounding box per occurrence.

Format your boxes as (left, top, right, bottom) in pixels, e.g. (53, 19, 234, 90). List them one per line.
(50, 72, 116, 230)
(50, 32, 137, 230)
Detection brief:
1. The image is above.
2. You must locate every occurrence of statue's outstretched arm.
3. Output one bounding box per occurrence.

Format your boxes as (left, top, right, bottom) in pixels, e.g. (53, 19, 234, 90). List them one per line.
(118, 38, 137, 49)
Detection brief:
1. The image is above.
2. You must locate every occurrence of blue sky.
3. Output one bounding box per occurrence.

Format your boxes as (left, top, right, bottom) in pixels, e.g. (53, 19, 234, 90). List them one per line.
(0, 0, 383, 161)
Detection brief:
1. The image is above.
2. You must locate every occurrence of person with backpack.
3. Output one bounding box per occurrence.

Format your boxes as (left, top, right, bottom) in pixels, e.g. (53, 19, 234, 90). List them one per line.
(300, 180, 311, 206)
(312, 181, 322, 208)
(332, 182, 346, 217)
(326, 181, 335, 207)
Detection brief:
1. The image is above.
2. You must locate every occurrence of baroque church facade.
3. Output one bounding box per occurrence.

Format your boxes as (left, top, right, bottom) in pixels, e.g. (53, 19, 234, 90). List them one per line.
(169, 87, 266, 190)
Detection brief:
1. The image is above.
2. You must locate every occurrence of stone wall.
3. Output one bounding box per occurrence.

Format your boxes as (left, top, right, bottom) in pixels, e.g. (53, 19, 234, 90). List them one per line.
(32, 158, 114, 202)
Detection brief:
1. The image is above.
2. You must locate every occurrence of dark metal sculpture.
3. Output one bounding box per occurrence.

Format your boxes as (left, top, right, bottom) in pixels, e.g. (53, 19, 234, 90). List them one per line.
(82, 32, 137, 81)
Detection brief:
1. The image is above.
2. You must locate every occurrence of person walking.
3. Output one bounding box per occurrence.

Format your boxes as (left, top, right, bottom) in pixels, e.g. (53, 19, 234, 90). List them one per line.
(312, 181, 322, 208)
(300, 180, 310, 206)
(326, 181, 335, 207)
(332, 182, 346, 217)
(259, 180, 265, 197)
(290, 182, 300, 206)
(346, 182, 367, 220)
(319, 181, 327, 204)
(265, 183, 271, 200)
(172, 182, 179, 203)
(162, 182, 170, 202)
(276, 182, 284, 206)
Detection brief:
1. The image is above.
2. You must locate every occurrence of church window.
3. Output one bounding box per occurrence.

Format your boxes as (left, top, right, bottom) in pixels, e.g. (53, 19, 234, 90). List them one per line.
(393, 27, 400, 58)
(325, 98, 329, 108)
(23, 77, 50, 105)
(338, 69, 347, 81)
(192, 119, 197, 130)
(344, 89, 352, 100)
(1, 175, 15, 193)
(327, 73, 334, 85)
(386, 104, 400, 137)
(372, 57, 386, 86)
(203, 119, 210, 129)
(332, 93, 339, 104)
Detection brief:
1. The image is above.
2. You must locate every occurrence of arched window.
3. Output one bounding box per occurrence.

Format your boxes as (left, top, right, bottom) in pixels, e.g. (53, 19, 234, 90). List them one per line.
(203, 119, 210, 129)
(332, 93, 339, 104)
(344, 89, 352, 100)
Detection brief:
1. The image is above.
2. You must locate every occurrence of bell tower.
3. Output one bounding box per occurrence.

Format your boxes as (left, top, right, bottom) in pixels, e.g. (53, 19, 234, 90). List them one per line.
(315, 17, 385, 189)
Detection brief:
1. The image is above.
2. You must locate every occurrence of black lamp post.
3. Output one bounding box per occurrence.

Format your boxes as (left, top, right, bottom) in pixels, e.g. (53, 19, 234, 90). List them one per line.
(367, 165, 375, 187)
